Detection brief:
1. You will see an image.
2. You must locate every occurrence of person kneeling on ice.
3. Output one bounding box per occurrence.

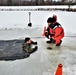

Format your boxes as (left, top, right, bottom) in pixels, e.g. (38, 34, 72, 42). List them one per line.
(45, 15, 64, 48)
(22, 37, 38, 54)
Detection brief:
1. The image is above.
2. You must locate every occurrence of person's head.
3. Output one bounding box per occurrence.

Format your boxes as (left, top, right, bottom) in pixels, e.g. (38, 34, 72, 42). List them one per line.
(47, 17, 53, 26)
(25, 37, 31, 44)
(47, 17, 56, 25)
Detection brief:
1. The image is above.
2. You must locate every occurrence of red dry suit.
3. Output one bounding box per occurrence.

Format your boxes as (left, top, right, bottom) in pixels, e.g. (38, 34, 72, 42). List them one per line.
(47, 22, 64, 44)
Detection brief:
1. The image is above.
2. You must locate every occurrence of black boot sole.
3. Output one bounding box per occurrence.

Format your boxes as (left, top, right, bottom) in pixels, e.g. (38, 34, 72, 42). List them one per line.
(56, 40, 62, 46)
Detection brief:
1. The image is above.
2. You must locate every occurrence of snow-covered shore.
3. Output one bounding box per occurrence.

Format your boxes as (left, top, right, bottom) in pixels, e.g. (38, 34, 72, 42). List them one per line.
(0, 10, 76, 40)
(0, 5, 76, 9)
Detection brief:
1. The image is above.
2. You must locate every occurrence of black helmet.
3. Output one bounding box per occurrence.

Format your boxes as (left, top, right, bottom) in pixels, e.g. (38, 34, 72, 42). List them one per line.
(47, 17, 56, 23)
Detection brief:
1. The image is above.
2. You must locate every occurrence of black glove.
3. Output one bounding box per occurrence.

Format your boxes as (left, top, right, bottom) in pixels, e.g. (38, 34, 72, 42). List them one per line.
(45, 32, 49, 39)
(31, 41, 37, 45)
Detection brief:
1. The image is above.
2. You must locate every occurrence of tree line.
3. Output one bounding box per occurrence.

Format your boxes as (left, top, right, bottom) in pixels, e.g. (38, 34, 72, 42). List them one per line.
(0, 0, 76, 6)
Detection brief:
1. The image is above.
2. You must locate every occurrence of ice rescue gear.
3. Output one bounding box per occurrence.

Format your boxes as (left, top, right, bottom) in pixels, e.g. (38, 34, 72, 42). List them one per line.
(47, 22, 64, 44)
(47, 17, 56, 23)
(55, 64, 63, 75)
(42, 26, 47, 36)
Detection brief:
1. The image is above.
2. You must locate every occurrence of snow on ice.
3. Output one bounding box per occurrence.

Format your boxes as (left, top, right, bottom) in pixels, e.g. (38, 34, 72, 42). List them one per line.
(0, 6, 76, 75)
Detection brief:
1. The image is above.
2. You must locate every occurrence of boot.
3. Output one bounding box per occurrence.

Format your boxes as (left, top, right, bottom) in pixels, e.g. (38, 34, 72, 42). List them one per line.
(56, 40, 62, 46)
(51, 39, 56, 43)
(46, 38, 53, 43)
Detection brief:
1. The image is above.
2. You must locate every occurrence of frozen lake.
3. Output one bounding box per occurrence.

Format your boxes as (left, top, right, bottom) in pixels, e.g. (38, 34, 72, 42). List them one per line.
(0, 10, 76, 39)
(0, 9, 76, 75)
(0, 37, 76, 75)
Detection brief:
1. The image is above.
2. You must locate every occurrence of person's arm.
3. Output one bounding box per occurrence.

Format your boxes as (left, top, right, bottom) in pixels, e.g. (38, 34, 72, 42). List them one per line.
(28, 46, 38, 54)
(31, 41, 37, 45)
(45, 27, 49, 39)
(22, 43, 30, 53)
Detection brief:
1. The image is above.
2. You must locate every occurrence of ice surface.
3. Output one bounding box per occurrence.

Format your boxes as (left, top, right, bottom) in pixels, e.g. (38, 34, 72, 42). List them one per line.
(0, 10, 76, 40)
(0, 7, 76, 75)
(0, 37, 76, 75)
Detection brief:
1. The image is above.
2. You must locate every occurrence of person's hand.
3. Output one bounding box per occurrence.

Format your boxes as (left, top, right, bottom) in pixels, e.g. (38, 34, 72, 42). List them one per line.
(45, 31, 48, 36)
(33, 42, 37, 45)
(31, 41, 37, 45)
(45, 32, 49, 39)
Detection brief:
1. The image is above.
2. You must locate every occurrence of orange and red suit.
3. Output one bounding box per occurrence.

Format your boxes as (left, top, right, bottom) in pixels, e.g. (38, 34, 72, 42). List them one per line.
(46, 22, 64, 44)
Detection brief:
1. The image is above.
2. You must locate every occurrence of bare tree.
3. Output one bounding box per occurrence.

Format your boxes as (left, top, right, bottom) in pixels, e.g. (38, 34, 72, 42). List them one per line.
(0, 0, 6, 5)
(45, 0, 52, 5)
(0, 0, 3, 5)
(7, 0, 12, 5)
(61, 0, 66, 3)
(40, 0, 44, 5)
(35, 0, 39, 5)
